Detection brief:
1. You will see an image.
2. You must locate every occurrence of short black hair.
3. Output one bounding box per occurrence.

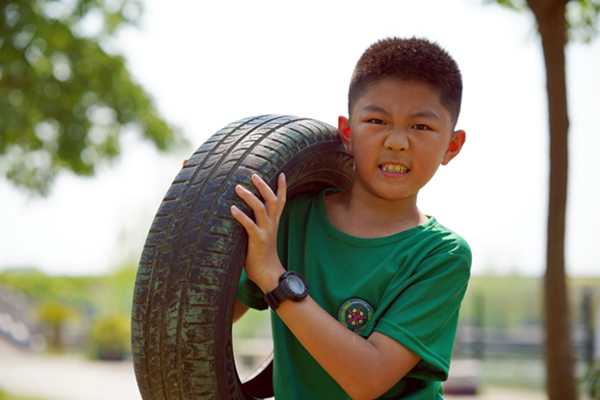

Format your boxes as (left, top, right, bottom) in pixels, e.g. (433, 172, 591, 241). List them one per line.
(348, 37, 463, 127)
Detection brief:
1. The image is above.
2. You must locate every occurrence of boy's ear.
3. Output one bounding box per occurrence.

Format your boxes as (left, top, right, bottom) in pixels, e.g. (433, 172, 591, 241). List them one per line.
(338, 116, 353, 153)
(441, 130, 466, 166)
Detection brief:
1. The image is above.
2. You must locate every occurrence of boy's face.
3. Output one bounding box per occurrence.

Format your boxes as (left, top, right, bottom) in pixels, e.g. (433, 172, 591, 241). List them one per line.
(338, 78, 465, 205)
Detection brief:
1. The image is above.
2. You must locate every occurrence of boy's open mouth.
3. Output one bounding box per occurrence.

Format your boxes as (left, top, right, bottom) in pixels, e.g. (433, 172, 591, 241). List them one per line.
(380, 164, 409, 174)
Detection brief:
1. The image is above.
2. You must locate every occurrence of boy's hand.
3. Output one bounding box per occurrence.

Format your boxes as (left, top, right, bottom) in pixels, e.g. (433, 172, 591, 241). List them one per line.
(231, 173, 286, 293)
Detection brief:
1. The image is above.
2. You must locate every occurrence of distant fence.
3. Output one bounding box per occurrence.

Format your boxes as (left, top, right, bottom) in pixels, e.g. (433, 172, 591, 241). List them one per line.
(455, 286, 599, 362)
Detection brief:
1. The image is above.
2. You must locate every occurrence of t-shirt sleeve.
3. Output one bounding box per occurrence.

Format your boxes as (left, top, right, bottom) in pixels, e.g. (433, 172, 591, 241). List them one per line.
(237, 268, 268, 310)
(373, 241, 471, 381)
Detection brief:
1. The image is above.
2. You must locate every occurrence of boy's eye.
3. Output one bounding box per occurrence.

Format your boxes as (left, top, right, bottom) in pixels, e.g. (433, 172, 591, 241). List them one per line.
(368, 119, 385, 125)
(412, 124, 430, 131)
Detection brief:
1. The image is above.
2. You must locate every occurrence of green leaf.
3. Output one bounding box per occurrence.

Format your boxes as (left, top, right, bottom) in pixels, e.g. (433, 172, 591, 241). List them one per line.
(566, 0, 600, 42)
(485, 0, 529, 11)
(0, 0, 188, 195)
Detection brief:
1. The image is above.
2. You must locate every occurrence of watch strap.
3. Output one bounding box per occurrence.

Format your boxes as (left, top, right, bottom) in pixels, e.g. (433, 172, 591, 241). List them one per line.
(264, 285, 290, 311)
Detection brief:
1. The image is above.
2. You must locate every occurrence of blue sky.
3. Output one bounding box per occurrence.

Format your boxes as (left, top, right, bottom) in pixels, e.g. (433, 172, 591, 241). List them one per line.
(0, 0, 598, 276)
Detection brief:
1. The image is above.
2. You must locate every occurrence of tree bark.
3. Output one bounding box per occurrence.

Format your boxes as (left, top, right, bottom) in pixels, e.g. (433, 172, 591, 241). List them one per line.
(527, 0, 577, 399)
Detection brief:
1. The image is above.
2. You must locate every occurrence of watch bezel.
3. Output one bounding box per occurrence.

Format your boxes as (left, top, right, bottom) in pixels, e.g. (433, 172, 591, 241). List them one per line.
(281, 271, 309, 301)
(264, 271, 309, 310)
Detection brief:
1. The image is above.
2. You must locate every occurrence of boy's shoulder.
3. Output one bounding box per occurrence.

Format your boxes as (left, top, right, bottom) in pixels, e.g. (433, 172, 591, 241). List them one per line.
(285, 189, 470, 256)
(423, 218, 472, 263)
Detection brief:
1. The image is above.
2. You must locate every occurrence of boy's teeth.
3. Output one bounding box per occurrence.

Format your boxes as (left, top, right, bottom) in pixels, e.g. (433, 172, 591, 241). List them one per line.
(381, 164, 408, 173)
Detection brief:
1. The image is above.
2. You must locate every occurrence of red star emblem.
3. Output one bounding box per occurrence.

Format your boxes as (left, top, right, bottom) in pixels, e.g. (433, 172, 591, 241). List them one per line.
(347, 307, 367, 327)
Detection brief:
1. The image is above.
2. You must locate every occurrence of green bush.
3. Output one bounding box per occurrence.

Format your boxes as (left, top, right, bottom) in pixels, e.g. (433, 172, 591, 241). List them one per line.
(586, 361, 600, 399)
(87, 313, 130, 360)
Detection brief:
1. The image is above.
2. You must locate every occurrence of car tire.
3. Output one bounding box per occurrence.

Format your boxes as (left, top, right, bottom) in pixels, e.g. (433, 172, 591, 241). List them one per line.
(131, 115, 354, 400)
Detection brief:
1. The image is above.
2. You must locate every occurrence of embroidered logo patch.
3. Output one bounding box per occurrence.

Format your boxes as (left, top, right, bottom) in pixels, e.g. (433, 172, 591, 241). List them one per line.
(338, 298, 374, 335)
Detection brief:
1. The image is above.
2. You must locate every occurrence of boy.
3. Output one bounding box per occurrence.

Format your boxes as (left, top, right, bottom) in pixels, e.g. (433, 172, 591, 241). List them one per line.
(230, 37, 471, 400)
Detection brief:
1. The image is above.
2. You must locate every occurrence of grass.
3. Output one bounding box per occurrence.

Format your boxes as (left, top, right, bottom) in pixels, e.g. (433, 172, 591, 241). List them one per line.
(0, 388, 45, 400)
(459, 275, 600, 329)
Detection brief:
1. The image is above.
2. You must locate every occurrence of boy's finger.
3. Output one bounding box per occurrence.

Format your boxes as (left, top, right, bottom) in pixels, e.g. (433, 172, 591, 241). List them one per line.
(235, 184, 269, 226)
(251, 174, 282, 219)
(276, 173, 287, 217)
(231, 205, 258, 233)
(276, 173, 287, 198)
(252, 174, 278, 204)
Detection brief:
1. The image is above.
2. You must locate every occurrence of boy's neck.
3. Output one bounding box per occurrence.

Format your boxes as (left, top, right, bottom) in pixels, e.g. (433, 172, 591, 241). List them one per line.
(324, 189, 428, 239)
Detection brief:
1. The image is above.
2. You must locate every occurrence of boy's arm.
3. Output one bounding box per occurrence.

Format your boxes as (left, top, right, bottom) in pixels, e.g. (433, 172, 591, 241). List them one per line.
(231, 174, 420, 400)
(274, 293, 420, 400)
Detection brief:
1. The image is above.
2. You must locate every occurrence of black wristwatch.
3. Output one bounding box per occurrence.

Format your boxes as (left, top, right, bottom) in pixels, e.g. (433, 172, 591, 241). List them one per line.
(264, 271, 309, 311)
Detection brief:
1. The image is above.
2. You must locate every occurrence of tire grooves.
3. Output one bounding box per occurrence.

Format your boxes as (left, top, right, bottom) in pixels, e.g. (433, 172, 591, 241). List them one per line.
(135, 115, 269, 399)
(132, 115, 354, 400)
(258, 144, 286, 160)
(186, 118, 342, 400)
(171, 117, 311, 399)
(152, 116, 296, 398)
(160, 116, 289, 400)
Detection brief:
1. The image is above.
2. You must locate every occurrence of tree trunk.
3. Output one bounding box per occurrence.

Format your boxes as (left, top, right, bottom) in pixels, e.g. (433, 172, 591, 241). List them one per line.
(528, 0, 577, 399)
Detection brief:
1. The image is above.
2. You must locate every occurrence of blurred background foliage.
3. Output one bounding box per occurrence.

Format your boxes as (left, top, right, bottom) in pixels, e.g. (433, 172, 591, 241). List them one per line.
(588, 363, 600, 399)
(0, 0, 187, 195)
(489, 0, 600, 42)
(458, 275, 600, 395)
(0, 268, 598, 394)
(87, 312, 130, 360)
(0, 264, 136, 358)
(0, 387, 43, 400)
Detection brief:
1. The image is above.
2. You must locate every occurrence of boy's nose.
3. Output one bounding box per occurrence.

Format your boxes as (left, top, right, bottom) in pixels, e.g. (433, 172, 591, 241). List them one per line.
(384, 130, 409, 152)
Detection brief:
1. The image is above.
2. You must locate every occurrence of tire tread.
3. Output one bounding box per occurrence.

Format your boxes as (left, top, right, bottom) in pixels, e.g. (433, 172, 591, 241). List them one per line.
(132, 115, 353, 400)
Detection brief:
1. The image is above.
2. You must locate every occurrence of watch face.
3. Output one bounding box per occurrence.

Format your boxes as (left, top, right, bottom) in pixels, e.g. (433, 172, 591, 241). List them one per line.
(287, 275, 306, 295)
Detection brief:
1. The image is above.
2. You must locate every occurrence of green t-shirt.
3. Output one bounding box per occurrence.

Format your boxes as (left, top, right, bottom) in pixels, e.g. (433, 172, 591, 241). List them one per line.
(237, 189, 471, 399)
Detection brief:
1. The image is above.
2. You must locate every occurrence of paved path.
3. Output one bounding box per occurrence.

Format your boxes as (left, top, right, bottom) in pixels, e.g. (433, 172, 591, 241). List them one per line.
(446, 387, 547, 400)
(0, 338, 141, 400)
(1, 337, 554, 400)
